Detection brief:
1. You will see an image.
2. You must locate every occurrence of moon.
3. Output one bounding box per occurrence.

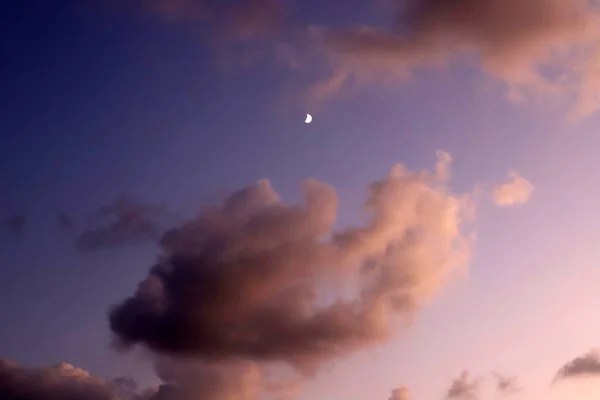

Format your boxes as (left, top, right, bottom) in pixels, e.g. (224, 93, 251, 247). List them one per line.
(305, 113, 312, 124)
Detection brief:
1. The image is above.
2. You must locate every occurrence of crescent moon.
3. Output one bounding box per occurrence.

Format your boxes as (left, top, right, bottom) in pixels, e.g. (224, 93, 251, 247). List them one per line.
(305, 113, 312, 123)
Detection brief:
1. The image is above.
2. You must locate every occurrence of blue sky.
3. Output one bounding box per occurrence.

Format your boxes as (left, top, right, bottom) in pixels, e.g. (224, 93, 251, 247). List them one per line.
(3, 1, 600, 400)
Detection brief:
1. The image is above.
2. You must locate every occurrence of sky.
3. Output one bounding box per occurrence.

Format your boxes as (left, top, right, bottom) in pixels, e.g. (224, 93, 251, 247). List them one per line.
(2, 0, 600, 400)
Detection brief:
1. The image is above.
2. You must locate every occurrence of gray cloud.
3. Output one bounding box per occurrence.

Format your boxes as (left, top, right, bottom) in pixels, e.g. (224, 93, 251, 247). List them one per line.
(446, 371, 480, 400)
(554, 350, 600, 383)
(58, 212, 75, 230)
(77, 196, 174, 251)
(109, 152, 474, 377)
(493, 373, 521, 396)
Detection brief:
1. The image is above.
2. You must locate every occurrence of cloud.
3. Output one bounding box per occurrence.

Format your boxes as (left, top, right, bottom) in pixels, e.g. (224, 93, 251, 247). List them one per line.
(493, 373, 521, 396)
(315, 0, 600, 116)
(0, 359, 119, 400)
(150, 359, 267, 400)
(58, 212, 75, 230)
(110, 376, 140, 400)
(77, 196, 174, 251)
(0, 358, 157, 400)
(389, 386, 410, 400)
(89, 0, 600, 117)
(101, 0, 284, 41)
(446, 371, 480, 400)
(5, 214, 26, 235)
(109, 151, 474, 376)
(554, 350, 600, 383)
(492, 172, 534, 206)
(122, 357, 303, 400)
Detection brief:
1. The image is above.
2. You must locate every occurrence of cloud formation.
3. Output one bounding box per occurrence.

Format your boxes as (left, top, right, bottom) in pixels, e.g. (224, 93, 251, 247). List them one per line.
(0, 359, 118, 400)
(77, 196, 174, 251)
(492, 172, 534, 207)
(321, 0, 600, 116)
(554, 350, 600, 383)
(446, 371, 480, 400)
(109, 152, 473, 377)
(90, 0, 600, 117)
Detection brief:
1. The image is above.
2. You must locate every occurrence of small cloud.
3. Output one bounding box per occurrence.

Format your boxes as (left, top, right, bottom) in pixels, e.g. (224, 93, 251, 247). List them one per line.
(554, 350, 600, 383)
(492, 172, 534, 207)
(6, 214, 26, 235)
(57, 212, 75, 230)
(493, 373, 521, 396)
(77, 196, 175, 252)
(446, 371, 480, 400)
(389, 386, 410, 400)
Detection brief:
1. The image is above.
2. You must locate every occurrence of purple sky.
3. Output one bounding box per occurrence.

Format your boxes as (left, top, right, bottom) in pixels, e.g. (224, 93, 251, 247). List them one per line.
(2, 1, 600, 400)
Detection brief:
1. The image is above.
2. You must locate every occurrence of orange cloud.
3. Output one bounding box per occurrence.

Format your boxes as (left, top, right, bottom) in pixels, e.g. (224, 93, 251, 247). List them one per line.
(0, 359, 118, 400)
(492, 172, 534, 207)
(90, 0, 600, 117)
(110, 152, 474, 380)
(315, 0, 600, 117)
(389, 386, 410, 400)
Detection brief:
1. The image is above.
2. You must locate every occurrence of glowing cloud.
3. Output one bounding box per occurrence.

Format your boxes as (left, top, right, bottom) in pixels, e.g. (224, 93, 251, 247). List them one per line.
(492, 172, 534, 207)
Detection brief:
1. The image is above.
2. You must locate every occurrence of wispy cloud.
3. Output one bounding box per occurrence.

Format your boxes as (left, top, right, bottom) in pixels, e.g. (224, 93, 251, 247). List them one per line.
(493, 373, 521, 396)
(319, 0, 600, 117)
(101, 0, 284, 40)
(57, 212, 75, 231)
(5, 214, 26, 235)
(446, 371, 480, 400)
(89, 0, 600, 118)
(77, 196, 174, 251)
